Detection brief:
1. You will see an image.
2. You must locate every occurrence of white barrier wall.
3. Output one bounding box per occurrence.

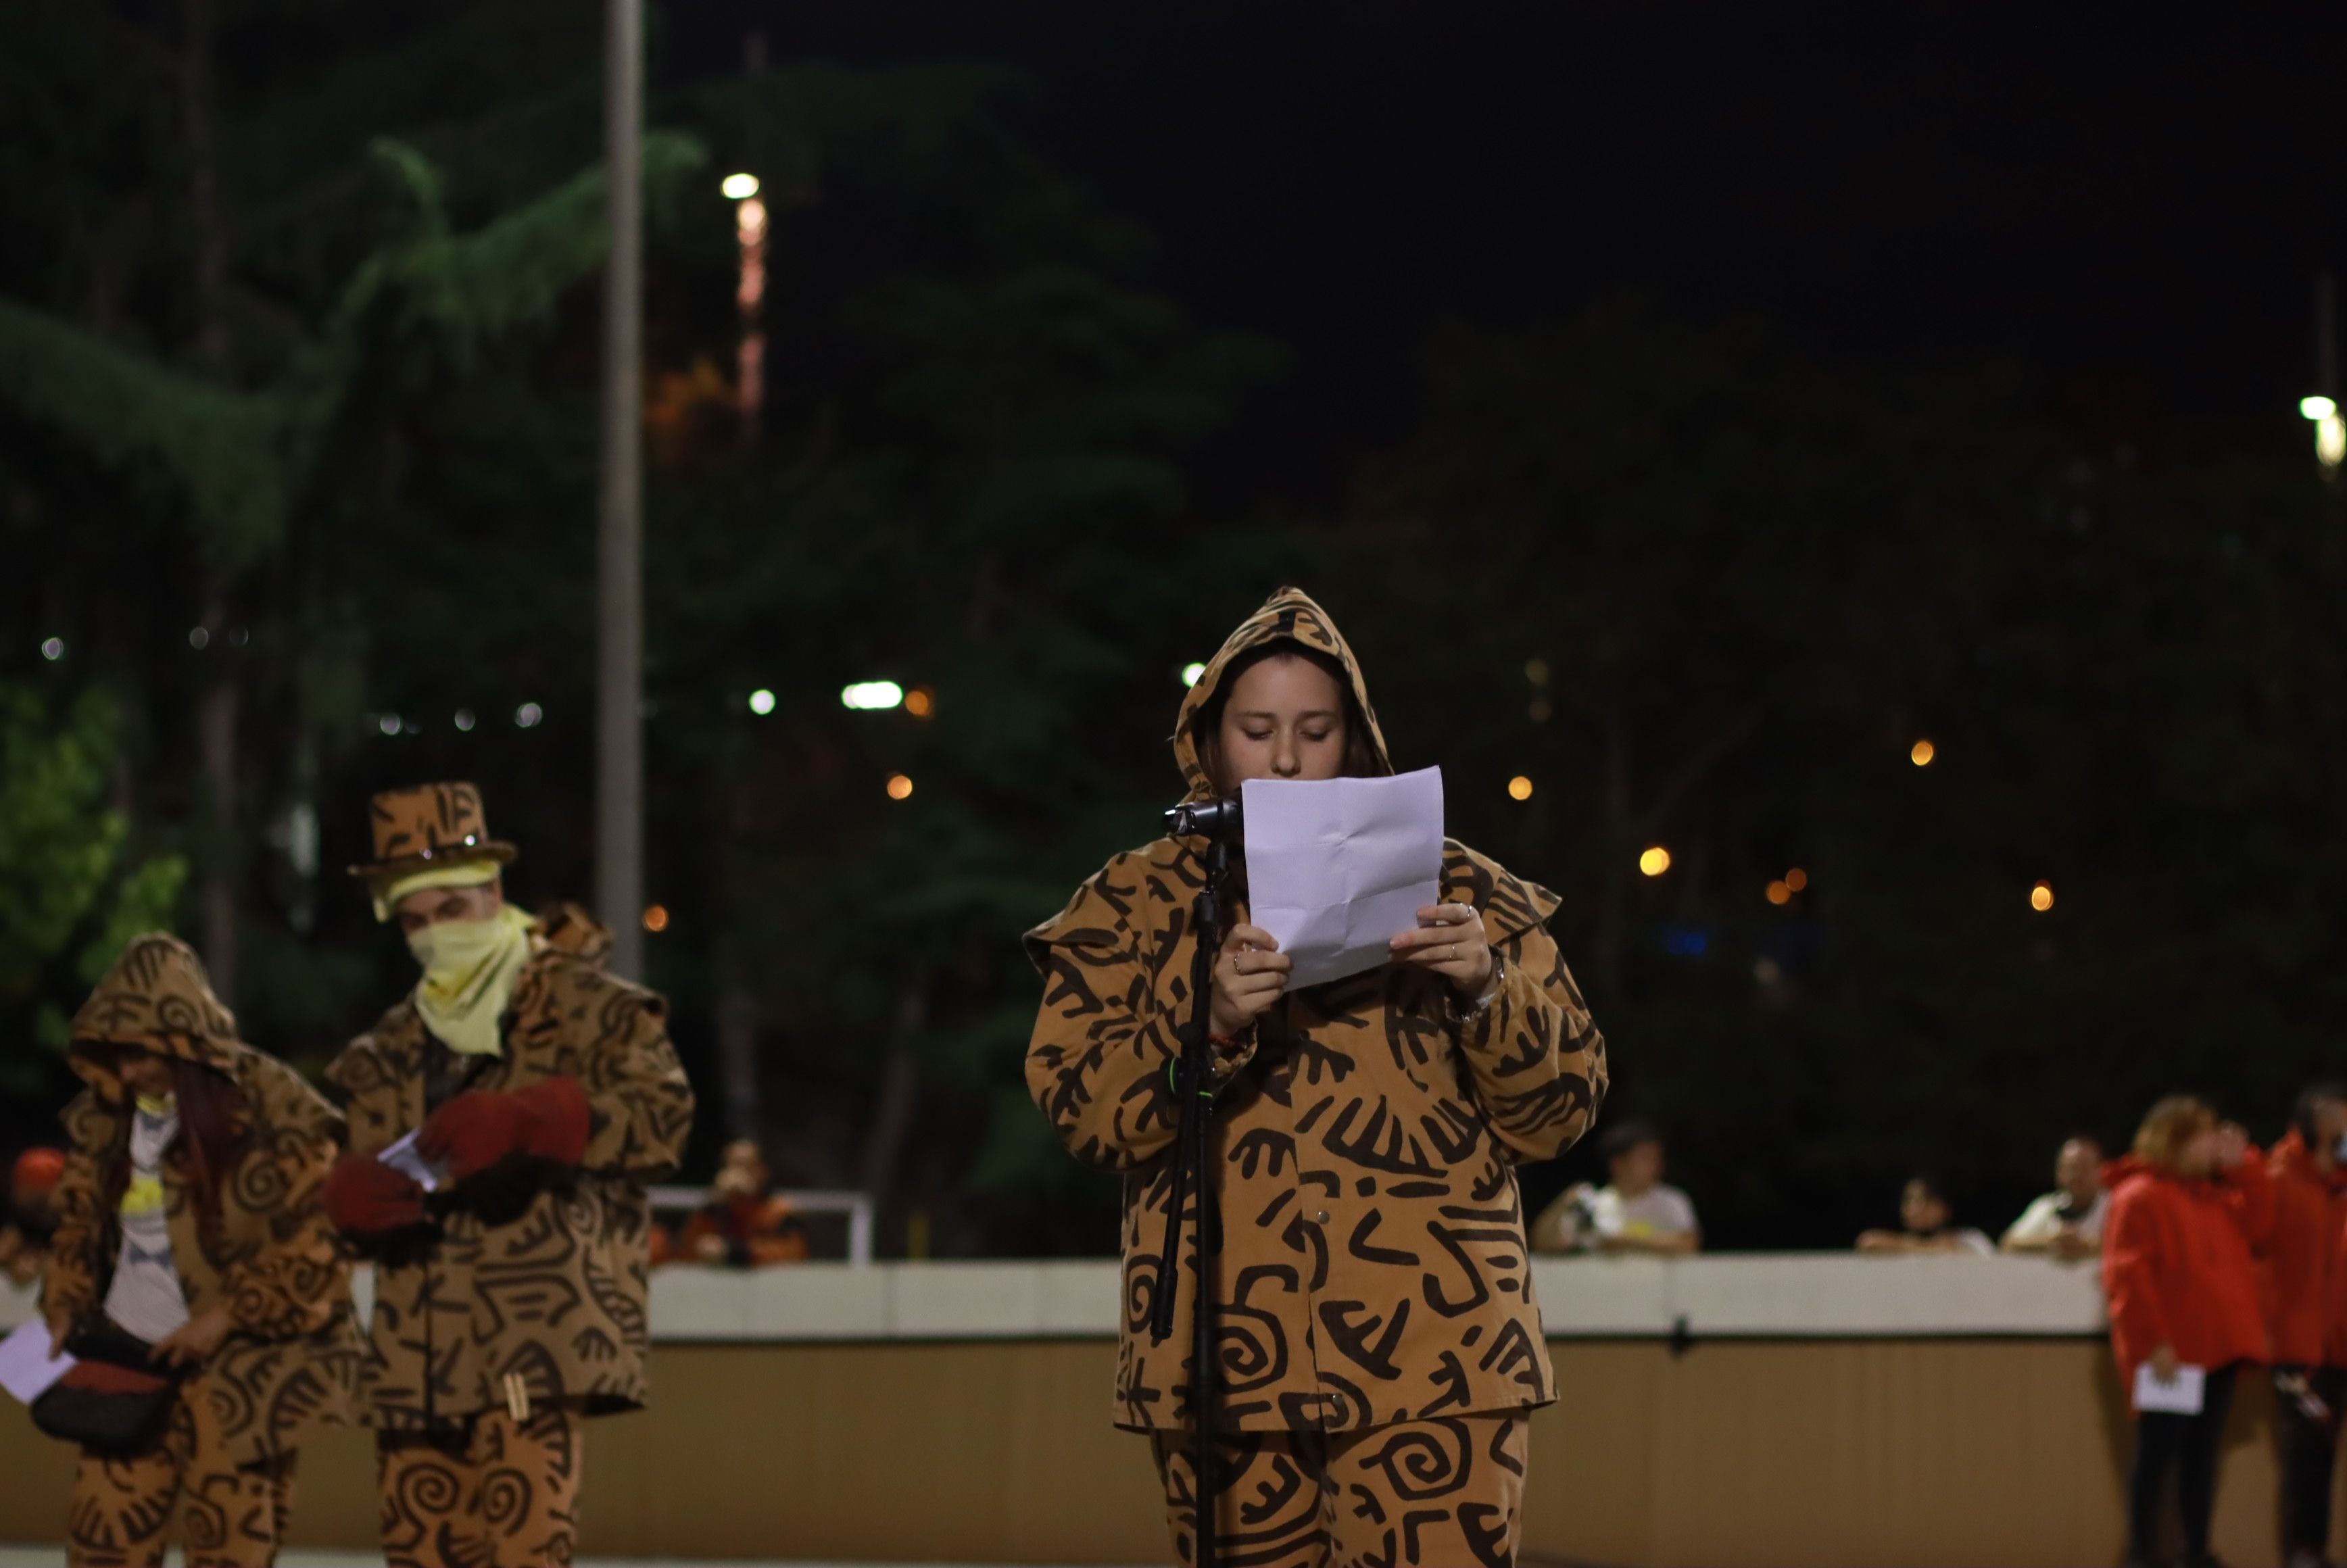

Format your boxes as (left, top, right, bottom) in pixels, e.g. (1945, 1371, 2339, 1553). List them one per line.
(5, 1252, 2112, 1341)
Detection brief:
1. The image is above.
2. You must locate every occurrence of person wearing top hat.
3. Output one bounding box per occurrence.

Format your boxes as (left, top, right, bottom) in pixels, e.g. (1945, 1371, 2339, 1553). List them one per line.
(319, 782, 695, 1568)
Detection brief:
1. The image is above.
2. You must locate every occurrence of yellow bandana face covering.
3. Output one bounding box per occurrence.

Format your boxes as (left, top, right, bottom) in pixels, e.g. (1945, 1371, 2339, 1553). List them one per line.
(408, 903, 536, 1056)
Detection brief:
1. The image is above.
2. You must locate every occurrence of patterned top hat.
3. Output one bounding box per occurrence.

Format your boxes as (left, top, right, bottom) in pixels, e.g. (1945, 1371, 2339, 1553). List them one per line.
(346, 781, 519, 881)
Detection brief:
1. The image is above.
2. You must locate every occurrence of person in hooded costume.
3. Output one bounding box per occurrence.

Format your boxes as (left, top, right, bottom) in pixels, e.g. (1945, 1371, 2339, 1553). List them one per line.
(1025, 589, 1608, 1567)
(40, 933, 362, 1567)
(320, 782, 695, 1568)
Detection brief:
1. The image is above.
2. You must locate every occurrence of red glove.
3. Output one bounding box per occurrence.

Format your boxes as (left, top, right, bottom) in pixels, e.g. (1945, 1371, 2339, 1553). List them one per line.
(322, 1154, 427, 1234)
(416, 1077, 591, 1179)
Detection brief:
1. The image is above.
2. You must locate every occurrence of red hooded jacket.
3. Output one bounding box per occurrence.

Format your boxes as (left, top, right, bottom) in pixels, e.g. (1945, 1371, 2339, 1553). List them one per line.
(2259, 1129, 2347, 1367)
(2102, 1152, 2273, 1396)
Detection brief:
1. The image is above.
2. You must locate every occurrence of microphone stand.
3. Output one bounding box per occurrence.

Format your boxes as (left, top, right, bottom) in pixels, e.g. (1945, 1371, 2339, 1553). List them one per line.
(1151, 820, 1231, 1568)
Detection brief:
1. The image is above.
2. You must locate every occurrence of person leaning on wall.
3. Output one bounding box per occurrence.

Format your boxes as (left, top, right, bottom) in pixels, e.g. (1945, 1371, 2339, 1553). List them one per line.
(2103, 1096, 2272, 1568)
(2000, 1135, 2108, 1260)
(37, 934, 361, 1568)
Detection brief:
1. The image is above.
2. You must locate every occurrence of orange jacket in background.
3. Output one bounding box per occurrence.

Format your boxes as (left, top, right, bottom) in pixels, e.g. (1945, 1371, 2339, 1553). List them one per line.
(2260, 1129, 2347, 1367)
(2102, 1152, 2273, 1396)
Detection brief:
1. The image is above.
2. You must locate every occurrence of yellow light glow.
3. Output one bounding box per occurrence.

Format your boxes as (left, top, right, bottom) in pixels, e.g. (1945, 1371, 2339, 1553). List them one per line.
(886, 773, 914, 800)
(642, 904, 671, 933)
(1639, 846, 1671, 877)
(2304, 395, 2339, 421)
(1507, 775, 1534, 801)
(2031, 881, 2055, 912)
(904, 686, 936, 718)
(721, 172, 760, 200)
(2321, 414, 2346, 470)
(1766, 880, 1791, 906)
(1180, 662, 1207, 687)
(1785, 867, 1808, 893)
(1910, 739, 1935, 766)
(1524, 658, 1551, 686)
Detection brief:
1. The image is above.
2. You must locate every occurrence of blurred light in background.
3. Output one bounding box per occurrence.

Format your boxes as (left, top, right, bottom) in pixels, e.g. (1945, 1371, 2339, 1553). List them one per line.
(1785, 867, 1809, 891)
(1180, 662, 1207, 687)
(454, 709, 475, 732)
(2304, 397, 2344, 470)
(886, 773, 914, 800)
(1524, 658, 1550, 685)
(514, 702, 543, 729)
(905, 686, 936, 718)
(747, 689, 776, 716)
(720, 172, 760, 199)
(1507, 775, 1534, 800)
(189, 627, 210, 650)
(842, 681, 904, 710)
(1910, 739, 1935, 766)
(1639, 846, 1671, 877)
(40, 638, 63, 660)
(642, 904, 670, 933)
(378, 714, 401, 736)
(2031, 881, 2055, 912)
(1766, 880, 1791, 905)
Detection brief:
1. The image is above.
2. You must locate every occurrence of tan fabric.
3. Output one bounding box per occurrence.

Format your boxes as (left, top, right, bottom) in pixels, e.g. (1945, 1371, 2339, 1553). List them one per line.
(44, 934, 364, 1468)
(1151, 1411, 1528, 1567)
(347, 781, 517, 883)
(1025, 589, 1609, 1434)
(66, 1376, 299, 1568)
(372, 858, 503, 924)
(326, 943, 695, 1429)
(375, 1406, 584, 1568)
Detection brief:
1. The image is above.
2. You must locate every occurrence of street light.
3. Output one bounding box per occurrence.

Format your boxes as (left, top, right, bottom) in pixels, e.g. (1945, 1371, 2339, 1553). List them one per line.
(2302, 395, 2344, 471)
(841, 681, 904, 711)
(725, 174, 767, 439)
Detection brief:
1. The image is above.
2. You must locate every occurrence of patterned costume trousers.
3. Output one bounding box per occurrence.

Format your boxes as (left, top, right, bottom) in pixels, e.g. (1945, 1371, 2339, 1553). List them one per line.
(1151, 1411, 1530, 1568)
(68, 1377, 298, 1568)
(375, 1406, 584, 1568)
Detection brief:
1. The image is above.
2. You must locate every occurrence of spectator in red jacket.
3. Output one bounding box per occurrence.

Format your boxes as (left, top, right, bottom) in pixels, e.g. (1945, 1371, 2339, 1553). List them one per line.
(2263, 1081, 2347, 1568)
(2104, 1095, 2273, 1568)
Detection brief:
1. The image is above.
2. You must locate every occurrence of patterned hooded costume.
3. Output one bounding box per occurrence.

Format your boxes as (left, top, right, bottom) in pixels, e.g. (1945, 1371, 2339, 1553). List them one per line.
(324, 783, 696, 1568)
(1025, 589, 1608, 1565)
(43, 933, 362, 1567)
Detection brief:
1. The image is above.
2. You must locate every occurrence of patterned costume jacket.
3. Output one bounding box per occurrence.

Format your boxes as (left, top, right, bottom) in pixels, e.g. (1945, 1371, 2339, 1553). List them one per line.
(325, 924, 694, 1431)
(44, 934, 363, 1466)
(1026, 589, 1609, 1434)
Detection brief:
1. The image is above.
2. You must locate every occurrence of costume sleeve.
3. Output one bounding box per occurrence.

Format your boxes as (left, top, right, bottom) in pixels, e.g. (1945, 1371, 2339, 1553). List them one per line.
(1023, 856, 1243, 1175)
(322, 1031, 410, 1159)
(566, 970, 695, 1181)
(1453, 910, 1608, 1165)
(220, 1083, 350, 1340)
(2102, 1188, 2169, 1374)
(40, 1096, 114, 1327)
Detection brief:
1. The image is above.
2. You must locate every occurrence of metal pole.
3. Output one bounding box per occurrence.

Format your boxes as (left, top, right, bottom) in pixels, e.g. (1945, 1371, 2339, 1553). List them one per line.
(598, 0, 645, 979)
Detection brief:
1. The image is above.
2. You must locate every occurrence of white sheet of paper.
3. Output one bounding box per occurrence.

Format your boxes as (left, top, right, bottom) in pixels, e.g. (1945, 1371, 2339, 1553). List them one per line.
(1242, 767, 1445, 989)
(2133, 1361, 2206, 1415)
(0, 1317, 75, 1404)
(380, 1130, 444, 1194)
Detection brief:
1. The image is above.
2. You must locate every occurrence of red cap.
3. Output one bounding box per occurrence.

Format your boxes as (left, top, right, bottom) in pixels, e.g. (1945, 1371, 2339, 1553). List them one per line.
(12, 1147, 65, 1192)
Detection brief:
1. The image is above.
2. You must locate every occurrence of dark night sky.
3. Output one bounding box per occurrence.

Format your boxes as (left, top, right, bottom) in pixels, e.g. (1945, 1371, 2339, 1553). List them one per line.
(676, 4, 2347, 506)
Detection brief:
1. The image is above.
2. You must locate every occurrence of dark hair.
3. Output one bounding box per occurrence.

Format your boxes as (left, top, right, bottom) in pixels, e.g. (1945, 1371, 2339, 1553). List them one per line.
(99, 1052, 250, 1248)
(2295, 1083, 2347, 1146)
(1190, 641, 1383, 795)
(1601, 1121, 1663, 1162)
(1905, 1173, 1952, 1207)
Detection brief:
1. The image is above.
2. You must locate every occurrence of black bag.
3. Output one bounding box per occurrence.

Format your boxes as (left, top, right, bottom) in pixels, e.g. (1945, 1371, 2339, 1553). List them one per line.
(30, 1323, 183, 1454)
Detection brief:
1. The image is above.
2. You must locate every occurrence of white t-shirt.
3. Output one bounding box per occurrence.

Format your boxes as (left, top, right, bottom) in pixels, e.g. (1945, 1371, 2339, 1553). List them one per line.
(2001, 1189, 2108, 1250)
(103, 1096, 191, 1344)
(1588, 1183, 1699, 1243)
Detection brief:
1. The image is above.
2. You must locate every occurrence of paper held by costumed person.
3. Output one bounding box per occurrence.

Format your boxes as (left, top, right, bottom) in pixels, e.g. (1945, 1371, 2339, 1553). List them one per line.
(1240, 766, 1445, 987)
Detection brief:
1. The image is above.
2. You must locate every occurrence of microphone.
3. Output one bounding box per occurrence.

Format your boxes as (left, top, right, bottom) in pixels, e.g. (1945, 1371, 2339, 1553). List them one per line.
(1165, 795, 1242, 843)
